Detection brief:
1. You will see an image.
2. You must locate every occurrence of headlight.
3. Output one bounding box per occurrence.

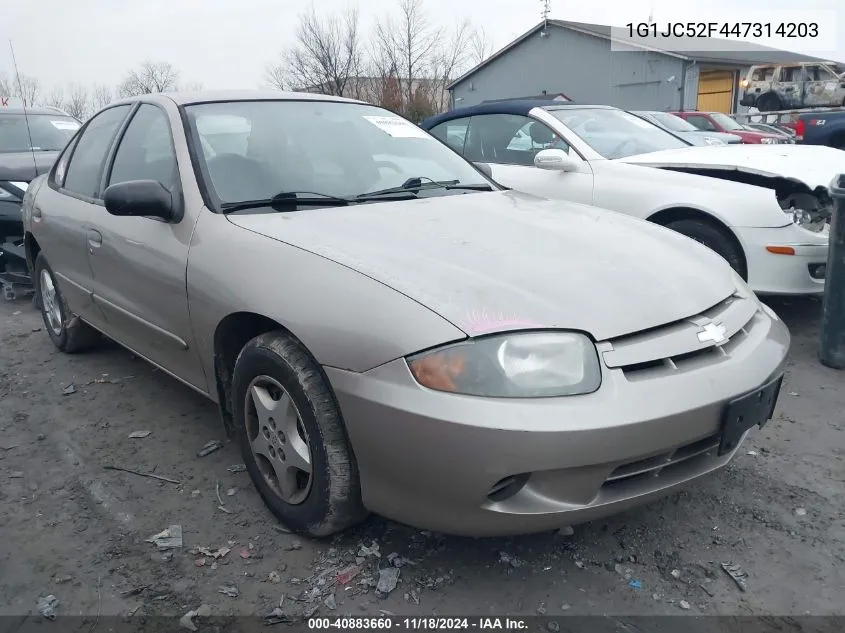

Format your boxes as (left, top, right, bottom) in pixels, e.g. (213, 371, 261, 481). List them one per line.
(407, 331, 602, 398)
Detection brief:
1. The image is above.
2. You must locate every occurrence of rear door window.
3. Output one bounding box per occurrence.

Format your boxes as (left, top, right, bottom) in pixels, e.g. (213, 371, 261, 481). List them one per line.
(62, 105, 132, 199)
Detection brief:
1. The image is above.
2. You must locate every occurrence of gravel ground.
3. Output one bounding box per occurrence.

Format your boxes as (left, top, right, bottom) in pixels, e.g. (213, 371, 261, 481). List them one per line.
(1, 294, 843, 627)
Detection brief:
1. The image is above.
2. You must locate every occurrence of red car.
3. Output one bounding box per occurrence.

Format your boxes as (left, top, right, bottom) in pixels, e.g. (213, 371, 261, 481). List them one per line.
(671, 111, 790, 144)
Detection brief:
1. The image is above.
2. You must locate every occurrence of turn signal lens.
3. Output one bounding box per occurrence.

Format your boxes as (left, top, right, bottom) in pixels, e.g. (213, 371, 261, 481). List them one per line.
(766, 245, 796, 255)
(408, 349, 467, 392)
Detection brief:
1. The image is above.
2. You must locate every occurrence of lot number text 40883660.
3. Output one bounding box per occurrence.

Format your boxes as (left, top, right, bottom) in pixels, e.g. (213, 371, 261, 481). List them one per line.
(625, 22, 819, 38)
(308, 617, 529, 630)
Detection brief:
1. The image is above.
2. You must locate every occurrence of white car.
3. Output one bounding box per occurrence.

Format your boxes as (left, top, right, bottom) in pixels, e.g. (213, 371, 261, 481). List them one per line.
(422, 103, 837, 296)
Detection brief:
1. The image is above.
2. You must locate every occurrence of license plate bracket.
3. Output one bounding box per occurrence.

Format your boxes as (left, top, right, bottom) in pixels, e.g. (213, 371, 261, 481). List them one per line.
(718, 374, 783, 456)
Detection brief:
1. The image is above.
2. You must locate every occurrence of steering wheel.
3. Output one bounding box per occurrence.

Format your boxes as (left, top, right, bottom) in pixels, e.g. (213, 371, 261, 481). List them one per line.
(607, 138, 638, 158)
(374, 160, 403, 173)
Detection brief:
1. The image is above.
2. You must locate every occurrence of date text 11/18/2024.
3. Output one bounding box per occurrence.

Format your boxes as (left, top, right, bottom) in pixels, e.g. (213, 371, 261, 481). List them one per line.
(308, 617, 529, 630)
(625, 21, 819, 38)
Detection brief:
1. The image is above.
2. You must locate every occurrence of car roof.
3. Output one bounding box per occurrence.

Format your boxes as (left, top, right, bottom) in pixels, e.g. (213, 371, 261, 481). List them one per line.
(420, 100, 615, 129)
(0, 106, 75, 116)
(109, 89, 366, 108)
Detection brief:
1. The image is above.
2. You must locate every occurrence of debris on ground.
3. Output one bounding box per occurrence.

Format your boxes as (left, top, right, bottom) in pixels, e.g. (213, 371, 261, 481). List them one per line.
(536, 602, 547, 615)
(104, 465, 180, 485)
(226, 487, 237, 497)
(239, 548, 252, 559)
(700, 582, 716, 597)
(795, 508, 807, 517)
(679, 600, 691, 610)
(324, 592, 337, 610)
(269, 571, 282, 584)
(614, 564, 633, 580)
(557, 526, 575, 536)
(191, 490, 201, 497)
(670, 569, 681, 580)
(146, 525, 183, 550)
(336, 565, 362, 585)
(284, 540, 302, 551)
(574, 560, 585, 569)
(376, 567, 400, 595)
(197, 440, 223, 458)
(629, 579, 643, 589)
(227, 464, 247, 473)
(358, 541, 381, 558)
(405, 588, 420, 604)
(265, 606, 295, 625)
(788, 391, 799, 397)
(36, 595, 59, 619)
(747, 450, 758, 456)
(561, 604, 571, 611)
(61, 384, 76, 396)
(179, 604, 211, 631)
(499, 551, 525, 568)
(192, 546, 230, 560)
(195, 558, 206, 567)
(0, 442, 19, 451)
(128, 430, 151, 439)
(9, 471, 24, 478)
(218, 585, 239, 598)
(721, 562, 748, 592)
(547, 621, 560, 632)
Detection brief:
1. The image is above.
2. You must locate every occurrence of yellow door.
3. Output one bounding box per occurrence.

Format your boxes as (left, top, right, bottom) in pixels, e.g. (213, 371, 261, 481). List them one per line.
(698, 70, 735, 113)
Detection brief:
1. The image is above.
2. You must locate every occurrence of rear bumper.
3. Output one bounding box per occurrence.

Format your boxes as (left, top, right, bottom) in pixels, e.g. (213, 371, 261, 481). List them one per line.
(736, 224, 829, 295)
(326, 309, 790, 536)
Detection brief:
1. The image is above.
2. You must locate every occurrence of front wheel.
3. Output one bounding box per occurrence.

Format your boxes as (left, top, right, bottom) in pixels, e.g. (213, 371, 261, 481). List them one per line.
(665, 219, 747, 279)
(231, 331, 367, 537)
(34, 252, 99, 353)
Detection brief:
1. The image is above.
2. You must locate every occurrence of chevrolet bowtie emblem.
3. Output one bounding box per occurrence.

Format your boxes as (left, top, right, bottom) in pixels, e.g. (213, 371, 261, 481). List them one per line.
(697, 322, 728, 344)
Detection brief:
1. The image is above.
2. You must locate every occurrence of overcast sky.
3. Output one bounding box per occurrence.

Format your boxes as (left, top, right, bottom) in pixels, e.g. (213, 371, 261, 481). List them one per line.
(2, 0, 844, 94)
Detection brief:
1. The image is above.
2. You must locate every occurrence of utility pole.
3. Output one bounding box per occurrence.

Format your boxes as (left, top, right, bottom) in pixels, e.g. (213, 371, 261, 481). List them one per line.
(819, 174, 845, 368)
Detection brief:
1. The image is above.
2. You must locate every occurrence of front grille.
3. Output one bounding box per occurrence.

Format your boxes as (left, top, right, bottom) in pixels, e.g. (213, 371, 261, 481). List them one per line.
(601, 294, 759, 379)
(602, 434, 721, 488)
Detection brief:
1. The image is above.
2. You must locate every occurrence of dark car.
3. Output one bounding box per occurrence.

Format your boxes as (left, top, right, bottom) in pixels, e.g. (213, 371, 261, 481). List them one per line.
(672, 111, 789, 144)
(795, 111, 845, 150)
(1, 106, 81, 298)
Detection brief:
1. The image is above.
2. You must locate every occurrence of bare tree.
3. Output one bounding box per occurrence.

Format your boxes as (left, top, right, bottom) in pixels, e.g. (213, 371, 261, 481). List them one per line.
(269, 6, 364, 97)
(9, 73, 41, 106)
(90, 84, 113, 111)
(44, 86, 65, 110)
(0, 73, 12, 98)
(64, 84, 90, 120)
(118, 61, 179, 97)
(426, 18, 475, 114)
(375, 0, 442, 110)
(469, 26, 494, 65)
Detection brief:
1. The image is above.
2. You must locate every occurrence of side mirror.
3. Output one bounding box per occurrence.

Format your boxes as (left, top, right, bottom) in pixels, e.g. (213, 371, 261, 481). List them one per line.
(104, 180, 175, 221)
(473, 162, 493, 179)
(534, 149, 579, 172)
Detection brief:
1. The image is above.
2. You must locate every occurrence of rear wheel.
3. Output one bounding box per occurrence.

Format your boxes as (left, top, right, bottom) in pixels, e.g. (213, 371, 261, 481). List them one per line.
(231, 331, 367, 537)
(756, 93, 781, 112)
(665, 219, 747, 279)
(34, 252, 99, 353)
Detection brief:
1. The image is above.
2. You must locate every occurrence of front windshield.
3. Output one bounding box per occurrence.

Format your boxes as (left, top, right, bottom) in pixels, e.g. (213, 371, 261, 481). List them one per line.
(184, 100, 491, 206)
(547, 108, 689, 159)
(649, 112, 698, 133)
(709, 112, 745, 131)
(0, 113, 80, 153)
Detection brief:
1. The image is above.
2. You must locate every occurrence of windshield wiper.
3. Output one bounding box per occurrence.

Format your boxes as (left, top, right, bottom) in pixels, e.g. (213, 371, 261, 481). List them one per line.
(220, 191, 355, 214)
(359, 176, 492, 198)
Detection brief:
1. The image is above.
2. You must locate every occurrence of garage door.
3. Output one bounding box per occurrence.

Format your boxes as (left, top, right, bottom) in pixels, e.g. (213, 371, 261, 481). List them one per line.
(697, 70, 735, 113)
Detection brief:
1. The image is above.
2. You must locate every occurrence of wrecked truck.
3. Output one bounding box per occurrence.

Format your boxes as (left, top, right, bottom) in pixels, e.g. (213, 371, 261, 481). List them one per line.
(421, 100, 832, 296)
(740, 62, 845, 112)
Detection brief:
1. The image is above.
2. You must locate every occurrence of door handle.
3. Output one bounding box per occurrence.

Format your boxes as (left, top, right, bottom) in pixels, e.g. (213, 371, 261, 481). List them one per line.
(87, 229, 102, 254)
(32, 206, 43, 219)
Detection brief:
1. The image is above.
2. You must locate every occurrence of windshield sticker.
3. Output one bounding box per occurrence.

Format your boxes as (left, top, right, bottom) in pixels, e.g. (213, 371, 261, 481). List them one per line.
(363, 115, 431, 139)
(51, 120, 80, 131)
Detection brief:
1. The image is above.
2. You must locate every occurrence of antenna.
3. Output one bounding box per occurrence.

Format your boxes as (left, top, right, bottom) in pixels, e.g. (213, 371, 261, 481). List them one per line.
(9, 40, 37, 174)
(540, 0, 551, 36)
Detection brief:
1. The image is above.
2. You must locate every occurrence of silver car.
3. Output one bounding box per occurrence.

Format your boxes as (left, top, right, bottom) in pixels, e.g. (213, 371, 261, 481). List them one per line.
(21, 91, 790, 537)
(632, 111, 743, 145)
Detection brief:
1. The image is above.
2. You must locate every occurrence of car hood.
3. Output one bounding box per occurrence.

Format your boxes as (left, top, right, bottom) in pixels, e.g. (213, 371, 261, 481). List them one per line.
(617, 144, 845, 190)
(0, 151, 59, 182)
(227, 190, 736, 341)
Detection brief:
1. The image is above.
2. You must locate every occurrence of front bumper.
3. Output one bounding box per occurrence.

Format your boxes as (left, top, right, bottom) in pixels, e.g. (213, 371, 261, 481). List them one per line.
(736, 224, 829, 295)
(326, 304, 790, 536)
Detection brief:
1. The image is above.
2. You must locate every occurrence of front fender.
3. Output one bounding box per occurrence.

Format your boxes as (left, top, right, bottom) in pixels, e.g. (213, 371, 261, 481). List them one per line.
(591, 161, 788, 228)
(186, 210, 467, 383)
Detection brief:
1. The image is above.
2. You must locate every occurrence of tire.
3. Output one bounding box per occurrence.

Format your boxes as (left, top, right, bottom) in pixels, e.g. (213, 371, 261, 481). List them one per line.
(231, 331, 367, 537)
(756, 93, 781, 112)
(665, 219, 747, 279)
(34, 252, 99, 353)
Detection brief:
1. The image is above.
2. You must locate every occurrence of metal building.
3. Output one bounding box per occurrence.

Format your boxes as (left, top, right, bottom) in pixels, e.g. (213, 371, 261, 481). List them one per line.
(448, 20, 832, 114)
